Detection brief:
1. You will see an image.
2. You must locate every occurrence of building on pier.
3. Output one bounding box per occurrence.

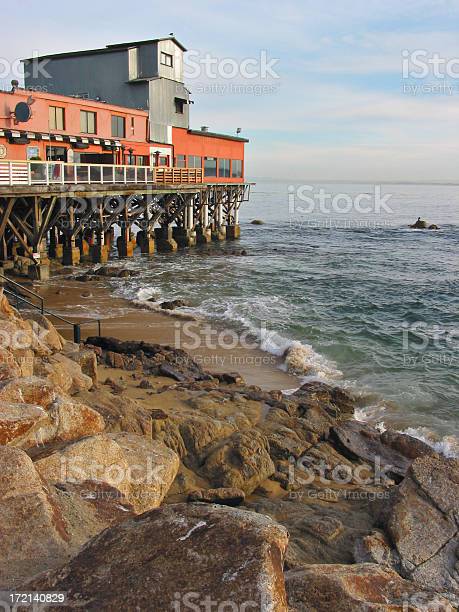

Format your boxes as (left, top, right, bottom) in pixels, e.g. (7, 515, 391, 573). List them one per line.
(0, 36, 251, 277)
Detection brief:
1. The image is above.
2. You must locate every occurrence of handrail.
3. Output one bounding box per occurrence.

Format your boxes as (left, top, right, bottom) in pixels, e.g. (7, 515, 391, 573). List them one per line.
(1, 274, 101, 343)
(0, 160, 204, 187)
(1, 274, 44, 312)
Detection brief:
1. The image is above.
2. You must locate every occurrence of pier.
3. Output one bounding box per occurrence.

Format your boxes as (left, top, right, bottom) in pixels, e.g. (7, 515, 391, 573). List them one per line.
(0, 160, 251, 279)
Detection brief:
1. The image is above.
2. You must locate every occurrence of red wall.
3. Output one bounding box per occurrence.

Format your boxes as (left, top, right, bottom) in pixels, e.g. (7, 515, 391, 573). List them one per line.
(0, 90, 248, 183)
(172, 127, 245, 182)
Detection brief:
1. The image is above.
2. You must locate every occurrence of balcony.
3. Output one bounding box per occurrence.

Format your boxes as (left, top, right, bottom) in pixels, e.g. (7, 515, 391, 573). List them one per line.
(0, 161, 204, 187)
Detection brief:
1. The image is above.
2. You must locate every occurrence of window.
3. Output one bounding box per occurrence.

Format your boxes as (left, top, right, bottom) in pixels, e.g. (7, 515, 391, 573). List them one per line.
(174, 98, 185, 114)
(80, 110, 96, 134)
(49, 106, 65, 130)
(136, 156, 148, 166)
(204, 157, 217, 177)
(188, 155, 202, 169)
(111, 115, 126, 138)
(232, 159, 243, 178)
(160, 51, 173, 67)
(46, 146, 67, 162)
(128, 47, 139, 80)
(175, 154, 186, 168)
(218, 158, 230, 178)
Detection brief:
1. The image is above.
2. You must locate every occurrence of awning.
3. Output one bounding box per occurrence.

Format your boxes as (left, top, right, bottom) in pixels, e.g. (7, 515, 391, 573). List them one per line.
(1, 130, 121, 149)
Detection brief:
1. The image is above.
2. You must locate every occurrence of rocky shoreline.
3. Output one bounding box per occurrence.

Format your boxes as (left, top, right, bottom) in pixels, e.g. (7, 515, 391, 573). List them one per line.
(0, 289, 458, 610)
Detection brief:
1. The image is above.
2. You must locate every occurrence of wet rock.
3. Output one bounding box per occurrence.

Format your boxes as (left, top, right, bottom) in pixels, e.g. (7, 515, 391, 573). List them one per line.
(159, 299, 188, 310)
(380, 429, 434, 460)
(331, 420, 411, 479)
(250, 219, 264, 225)
(429, 224, 439, 229)
(85, 336, 210, 382)
(90, 265, 140, 278)
(410, 218, 428, 229)
(23, 503, 289, 611)
(202, 429, 275, 494)
(294, 381, 355, 419)
(285, 563, 454, 611)
(188, 487, 245, 506)
(213, 371, 245, 385)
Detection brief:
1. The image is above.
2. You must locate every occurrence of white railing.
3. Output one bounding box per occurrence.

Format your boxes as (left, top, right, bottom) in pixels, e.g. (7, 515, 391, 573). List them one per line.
(0, 161, 204, 187)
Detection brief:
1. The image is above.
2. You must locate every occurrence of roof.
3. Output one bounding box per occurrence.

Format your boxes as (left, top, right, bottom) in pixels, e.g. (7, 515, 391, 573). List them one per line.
(22, 37, 187, 62)
(188, 129, 249, 143)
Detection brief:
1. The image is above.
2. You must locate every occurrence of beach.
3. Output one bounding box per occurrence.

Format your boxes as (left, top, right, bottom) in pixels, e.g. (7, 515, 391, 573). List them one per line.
(36, 274, 300, 391)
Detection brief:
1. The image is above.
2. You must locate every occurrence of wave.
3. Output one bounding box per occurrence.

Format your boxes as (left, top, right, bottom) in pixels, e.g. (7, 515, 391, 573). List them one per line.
(401, 426, 459, 459)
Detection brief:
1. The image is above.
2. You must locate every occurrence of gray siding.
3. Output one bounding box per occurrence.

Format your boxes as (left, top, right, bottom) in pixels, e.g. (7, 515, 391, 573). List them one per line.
(149, 79, 189, 143)
(25, 49, 150, 110)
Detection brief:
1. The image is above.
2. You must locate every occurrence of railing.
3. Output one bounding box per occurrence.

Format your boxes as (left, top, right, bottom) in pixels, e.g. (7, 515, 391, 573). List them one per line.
(0, 161, 204, 187)
(0, 274, 101, 343)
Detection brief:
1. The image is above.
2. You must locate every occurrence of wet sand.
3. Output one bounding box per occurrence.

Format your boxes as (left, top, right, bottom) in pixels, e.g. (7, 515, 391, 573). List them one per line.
(35, 274, 299, 391)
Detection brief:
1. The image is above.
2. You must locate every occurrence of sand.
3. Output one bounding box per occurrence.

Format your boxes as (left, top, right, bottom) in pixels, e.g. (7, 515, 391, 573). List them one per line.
(33, 273, 300, 391)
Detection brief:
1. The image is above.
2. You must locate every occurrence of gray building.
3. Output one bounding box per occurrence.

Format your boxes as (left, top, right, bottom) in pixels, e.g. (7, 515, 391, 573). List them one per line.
(23, 37, 190, 144)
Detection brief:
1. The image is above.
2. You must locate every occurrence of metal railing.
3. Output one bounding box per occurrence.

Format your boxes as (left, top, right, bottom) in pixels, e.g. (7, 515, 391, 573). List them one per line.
(0, 273, 101, 343)
(0, 160, 204, 187)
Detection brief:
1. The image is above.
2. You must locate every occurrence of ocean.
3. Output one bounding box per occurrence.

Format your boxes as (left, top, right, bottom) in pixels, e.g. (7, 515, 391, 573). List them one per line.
(111, 179, 458, 455)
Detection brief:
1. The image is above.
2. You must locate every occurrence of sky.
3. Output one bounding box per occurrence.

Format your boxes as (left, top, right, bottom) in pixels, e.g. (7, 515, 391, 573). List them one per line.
(2, 0, 459, 181)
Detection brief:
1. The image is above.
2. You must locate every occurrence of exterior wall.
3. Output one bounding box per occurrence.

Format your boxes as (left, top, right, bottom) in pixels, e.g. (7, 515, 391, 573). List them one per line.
(24, 49, 150, 110)
(149, 79, 189, 144)
(172, 127, 245, 182)
(0, 89, 151, 162)
(157, 39, 184, 82)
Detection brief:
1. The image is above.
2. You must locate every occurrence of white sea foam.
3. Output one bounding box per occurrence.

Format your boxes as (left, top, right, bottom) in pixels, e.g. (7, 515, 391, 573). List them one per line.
(400, 427, 459, 459)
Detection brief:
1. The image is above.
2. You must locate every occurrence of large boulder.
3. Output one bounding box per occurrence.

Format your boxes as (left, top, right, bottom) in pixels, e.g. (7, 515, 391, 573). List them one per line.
(201, 429, 275, 494)
(36, 353, 93, 394)
(0, 401, 47, 445)
(285, 563, 454, 611)
(383, 454, 459, 597)
(16, 395, 105, 451)
(0, 376, 104, 450)
(0, 446, 71, 587)
(23, 503, 289, 611)
(24, 312, 65, 352)
(34, 432, 180, 514)
(293, 382, 355, 437)
(76, 387, 153, 438)
(331, 420, 412, 479)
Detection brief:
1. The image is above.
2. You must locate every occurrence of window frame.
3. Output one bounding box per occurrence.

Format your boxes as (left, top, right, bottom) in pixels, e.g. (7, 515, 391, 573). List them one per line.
(160, 51, 173, 67)
(175, 154, 186, 168)
(204, 157, 217, 178)
(188, 155, 202, 169)
(174, 98, 185, 114)
(49, 106, 65, 131)
(80, 110, 97, 134)
(231, 159, 243, 178)
(218, 158, 231, 178)
(111, 115, 126, 138)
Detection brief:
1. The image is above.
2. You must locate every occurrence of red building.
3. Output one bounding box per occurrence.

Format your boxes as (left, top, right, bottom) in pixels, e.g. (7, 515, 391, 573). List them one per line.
(0, 82, 247, 183)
